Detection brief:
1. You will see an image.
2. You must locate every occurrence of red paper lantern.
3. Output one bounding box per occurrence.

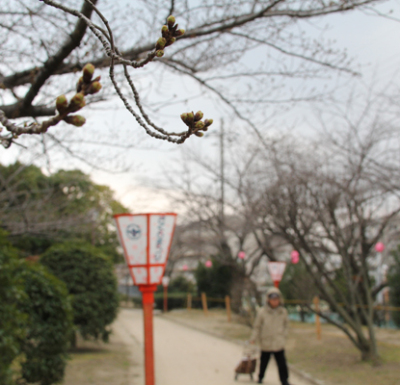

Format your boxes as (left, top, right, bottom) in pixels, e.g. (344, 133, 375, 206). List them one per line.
(375, 242, 385, 253)
(238, 251, 246, 259)
(291, 250, 300, 264)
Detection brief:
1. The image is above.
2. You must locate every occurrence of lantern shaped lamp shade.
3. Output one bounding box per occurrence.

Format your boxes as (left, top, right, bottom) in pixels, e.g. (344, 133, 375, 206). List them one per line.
(114, 213, 177, 286)
(291, 250, 300, 264)
(375, 242, 385, 253)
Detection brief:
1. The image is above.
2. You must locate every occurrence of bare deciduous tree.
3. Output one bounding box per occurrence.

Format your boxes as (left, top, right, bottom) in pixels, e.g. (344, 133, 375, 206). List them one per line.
(167, 85, 400, 361)
(245, 107, 400, 362)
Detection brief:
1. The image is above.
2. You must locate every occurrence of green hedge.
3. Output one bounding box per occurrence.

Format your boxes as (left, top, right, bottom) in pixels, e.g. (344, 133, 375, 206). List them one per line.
(41, 242, 119, 342)
(18, 262, 73, 385)
(0, 245, 27, 385)
(0, 238, 73, 385)
(195, 258, 232, 302)
(154, 276, 196, 311)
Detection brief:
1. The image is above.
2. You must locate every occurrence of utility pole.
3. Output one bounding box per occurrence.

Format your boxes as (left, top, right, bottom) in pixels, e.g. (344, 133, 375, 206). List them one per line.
(219, 118, 225, 238)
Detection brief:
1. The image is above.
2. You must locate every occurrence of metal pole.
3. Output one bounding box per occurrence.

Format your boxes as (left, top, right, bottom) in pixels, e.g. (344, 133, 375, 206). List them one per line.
(139, 284, 157, 385)
(220, 119, 225, 237)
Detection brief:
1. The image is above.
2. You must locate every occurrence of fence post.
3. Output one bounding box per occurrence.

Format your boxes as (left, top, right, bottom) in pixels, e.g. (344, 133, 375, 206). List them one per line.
(187, 293, 192, 311)
(201, 292, 209, 316)
(384, 288, 390, 323)
(225, 295, 232, 322)
(313, 296, 322, 340)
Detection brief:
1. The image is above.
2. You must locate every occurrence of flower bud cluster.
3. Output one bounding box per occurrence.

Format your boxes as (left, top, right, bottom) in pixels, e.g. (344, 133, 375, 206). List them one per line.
(180, 110, 213, 137)
(76, 63, 102, 95)
(156, 15, 185, 58)
(55, 64, 102, 127)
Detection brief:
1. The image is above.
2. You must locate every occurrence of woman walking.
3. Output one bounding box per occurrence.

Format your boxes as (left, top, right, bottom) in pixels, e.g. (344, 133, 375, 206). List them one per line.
(250, 287, 291, 385)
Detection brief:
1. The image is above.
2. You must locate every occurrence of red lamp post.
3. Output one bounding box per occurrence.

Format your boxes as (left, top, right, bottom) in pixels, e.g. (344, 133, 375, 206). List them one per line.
(114, 213, 177, 385)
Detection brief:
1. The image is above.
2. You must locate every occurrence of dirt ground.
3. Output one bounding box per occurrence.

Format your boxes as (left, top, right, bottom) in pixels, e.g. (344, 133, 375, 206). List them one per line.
(162, 309, 400, 385)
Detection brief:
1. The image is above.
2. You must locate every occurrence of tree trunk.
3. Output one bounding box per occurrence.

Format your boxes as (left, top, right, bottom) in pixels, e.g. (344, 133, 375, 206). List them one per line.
(360, 343, 380, 364)
(230, 270, 246, 313)
(70, 331, 77, 349)
(230, 270, 258, 318)
(300, 306, 306, 322)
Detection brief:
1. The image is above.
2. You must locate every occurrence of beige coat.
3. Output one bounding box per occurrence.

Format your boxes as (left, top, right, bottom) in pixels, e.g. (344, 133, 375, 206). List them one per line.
(250, 287, 289, 352)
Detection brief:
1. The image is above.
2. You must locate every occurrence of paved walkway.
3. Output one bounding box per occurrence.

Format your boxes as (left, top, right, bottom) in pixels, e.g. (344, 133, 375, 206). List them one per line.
(114, 309, 314, 385)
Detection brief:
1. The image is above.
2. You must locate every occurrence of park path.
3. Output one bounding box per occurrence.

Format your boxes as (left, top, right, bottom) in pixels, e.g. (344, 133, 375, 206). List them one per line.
(114, 308, 314, 385)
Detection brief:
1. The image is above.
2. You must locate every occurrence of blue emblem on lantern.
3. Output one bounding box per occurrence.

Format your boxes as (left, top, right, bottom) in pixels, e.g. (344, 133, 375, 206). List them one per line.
(126, 224, 141, 240)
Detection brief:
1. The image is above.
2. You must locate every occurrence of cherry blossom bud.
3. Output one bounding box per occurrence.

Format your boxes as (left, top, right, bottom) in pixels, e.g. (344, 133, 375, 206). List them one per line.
(204, 119, 213, 127)
(195, 132, 204, 137)
(56, 95, 68, 114)
(194, 111, 203, 121)
(156, 37, 167, 50)
(186, 112, 194, 125)
(156, 50, 164, 57)
(167, 15, 175, 28)
(82, 63, 95, 83)
(76, 76, 84, 92)
(166, 37, 176, 46)
(64, 115, 86, 127)
(161, 25, 169, 38)
(88, 81, 102, 94)
(174, 29, 185, 37)
(69, 92, 85, 112)
(180, 113, 188, 124)
(195, 121, 205, 130)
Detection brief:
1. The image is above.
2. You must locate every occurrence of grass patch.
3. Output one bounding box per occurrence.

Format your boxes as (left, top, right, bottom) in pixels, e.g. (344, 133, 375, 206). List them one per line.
(288, 323, 400, 385)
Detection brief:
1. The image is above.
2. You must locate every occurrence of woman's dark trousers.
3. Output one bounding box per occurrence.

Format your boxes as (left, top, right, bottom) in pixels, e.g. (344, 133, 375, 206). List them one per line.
(258, 350, 289, 384)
